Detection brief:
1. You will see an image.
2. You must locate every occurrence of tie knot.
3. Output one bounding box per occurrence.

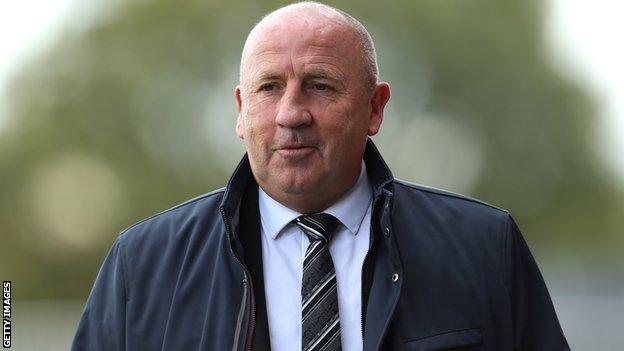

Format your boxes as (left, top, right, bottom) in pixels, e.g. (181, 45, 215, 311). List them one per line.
(292, 213, 340, 243)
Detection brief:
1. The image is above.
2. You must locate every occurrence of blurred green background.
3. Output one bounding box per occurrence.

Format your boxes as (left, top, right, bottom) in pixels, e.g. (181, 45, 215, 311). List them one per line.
(0, 0, 622, 349)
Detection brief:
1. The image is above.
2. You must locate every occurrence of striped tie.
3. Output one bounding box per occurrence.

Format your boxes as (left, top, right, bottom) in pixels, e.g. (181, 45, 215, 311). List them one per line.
(293, 213, 342, 351)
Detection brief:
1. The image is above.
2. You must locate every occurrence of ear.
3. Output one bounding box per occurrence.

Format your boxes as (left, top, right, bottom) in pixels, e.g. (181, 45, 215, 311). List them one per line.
(367, 82, 391, 136)
(235, 86, 245, 140)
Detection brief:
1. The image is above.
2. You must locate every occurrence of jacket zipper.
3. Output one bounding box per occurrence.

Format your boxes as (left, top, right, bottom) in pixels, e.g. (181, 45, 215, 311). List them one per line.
(232, 279, 248, 351)
(361, 195, 381, 345)
(221, 207, 256, 351)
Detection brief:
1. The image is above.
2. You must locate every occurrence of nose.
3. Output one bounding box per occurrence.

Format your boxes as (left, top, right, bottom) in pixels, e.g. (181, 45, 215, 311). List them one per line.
(275, 84, 312, 129)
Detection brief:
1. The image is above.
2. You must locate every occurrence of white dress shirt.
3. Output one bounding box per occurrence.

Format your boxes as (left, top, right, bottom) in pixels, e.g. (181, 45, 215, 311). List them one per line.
(259, 161, 372, 351)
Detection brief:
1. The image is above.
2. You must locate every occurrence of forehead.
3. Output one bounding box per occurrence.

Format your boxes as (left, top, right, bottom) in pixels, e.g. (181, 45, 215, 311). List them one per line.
(243, 17, 358, 80)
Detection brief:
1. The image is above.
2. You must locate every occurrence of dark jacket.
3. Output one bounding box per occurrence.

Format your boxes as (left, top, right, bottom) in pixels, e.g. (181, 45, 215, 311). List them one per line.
(72, 139, 570, 351)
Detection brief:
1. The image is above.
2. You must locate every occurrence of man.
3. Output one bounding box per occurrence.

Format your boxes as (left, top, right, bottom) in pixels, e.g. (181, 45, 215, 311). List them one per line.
(72, 2, 570, 350)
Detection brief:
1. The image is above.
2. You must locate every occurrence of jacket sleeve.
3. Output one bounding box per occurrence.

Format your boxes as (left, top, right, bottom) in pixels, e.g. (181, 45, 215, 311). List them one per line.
(504, 213, 570, 350)
(72, 235, 128, 351)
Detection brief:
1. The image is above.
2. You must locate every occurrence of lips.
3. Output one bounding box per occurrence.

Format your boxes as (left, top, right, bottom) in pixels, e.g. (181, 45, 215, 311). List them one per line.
(277, 144, 312, 149)
(275, 145, 316, 158)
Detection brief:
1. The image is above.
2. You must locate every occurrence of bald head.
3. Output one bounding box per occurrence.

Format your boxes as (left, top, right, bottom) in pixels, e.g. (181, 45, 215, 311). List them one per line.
(239, 2, 378, 91)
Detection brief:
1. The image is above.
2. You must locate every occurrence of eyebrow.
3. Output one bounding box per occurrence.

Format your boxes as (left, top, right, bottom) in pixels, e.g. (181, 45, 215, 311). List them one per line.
(302, 67, 344, 82)
(254, 71, 286, 83)
(252, 67, 345, 84)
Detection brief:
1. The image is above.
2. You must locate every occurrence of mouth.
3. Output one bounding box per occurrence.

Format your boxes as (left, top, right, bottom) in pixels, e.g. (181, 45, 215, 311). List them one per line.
(274, 145, 316, 158)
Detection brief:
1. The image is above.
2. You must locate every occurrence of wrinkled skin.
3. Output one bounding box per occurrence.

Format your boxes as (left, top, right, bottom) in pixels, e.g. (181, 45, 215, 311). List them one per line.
(235, 6, 390, 213)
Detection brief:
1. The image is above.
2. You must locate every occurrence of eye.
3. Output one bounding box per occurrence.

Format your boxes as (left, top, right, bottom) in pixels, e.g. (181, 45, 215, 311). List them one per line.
(258, 83, 277, 92)
(312, 83, 331, 91)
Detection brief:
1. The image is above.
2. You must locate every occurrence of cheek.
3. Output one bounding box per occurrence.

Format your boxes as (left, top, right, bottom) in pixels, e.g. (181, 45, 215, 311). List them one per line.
(246, 94, 274, 115)
(316, 103, 369, 159)
(318, 103, 366, 138)
(242, 98, 277, 145)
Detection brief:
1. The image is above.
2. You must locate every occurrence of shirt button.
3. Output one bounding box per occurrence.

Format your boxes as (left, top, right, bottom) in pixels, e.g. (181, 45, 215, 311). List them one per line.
(383, 227, 391, 237)
(391, 273, 399, 283)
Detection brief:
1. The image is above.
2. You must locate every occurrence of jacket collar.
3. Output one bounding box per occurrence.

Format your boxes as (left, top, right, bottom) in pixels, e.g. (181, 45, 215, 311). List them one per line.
(362, 138, 395, 197)
(220, 138, 395, 223)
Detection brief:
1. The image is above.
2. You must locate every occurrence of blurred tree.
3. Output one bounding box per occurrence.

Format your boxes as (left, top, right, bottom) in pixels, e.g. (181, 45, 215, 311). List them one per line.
(0, 0, 621, 299)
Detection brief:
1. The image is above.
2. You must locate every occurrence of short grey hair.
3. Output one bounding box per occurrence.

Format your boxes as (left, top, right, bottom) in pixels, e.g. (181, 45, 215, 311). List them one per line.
(239, 1, 379, 91)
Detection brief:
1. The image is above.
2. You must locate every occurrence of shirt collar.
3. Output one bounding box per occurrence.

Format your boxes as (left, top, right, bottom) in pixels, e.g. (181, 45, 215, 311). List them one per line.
(258, 160, 373, 239)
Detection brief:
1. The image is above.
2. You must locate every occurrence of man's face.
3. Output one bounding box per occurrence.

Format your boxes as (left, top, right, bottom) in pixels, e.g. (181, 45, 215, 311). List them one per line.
(235, 14, 388, 211)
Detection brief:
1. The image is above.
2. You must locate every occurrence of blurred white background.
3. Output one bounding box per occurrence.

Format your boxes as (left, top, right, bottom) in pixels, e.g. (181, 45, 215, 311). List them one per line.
(1, 1, 622, 350)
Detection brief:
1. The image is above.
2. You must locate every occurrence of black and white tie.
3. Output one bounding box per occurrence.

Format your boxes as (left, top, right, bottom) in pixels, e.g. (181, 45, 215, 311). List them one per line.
(293, 213, 342, 351)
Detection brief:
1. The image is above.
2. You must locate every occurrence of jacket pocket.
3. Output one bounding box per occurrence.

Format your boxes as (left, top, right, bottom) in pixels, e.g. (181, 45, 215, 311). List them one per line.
(403, 327, 483, 351)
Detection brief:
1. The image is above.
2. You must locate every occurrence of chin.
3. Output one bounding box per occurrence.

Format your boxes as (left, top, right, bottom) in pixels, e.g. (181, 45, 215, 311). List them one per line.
(274, 174, 322, 195)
